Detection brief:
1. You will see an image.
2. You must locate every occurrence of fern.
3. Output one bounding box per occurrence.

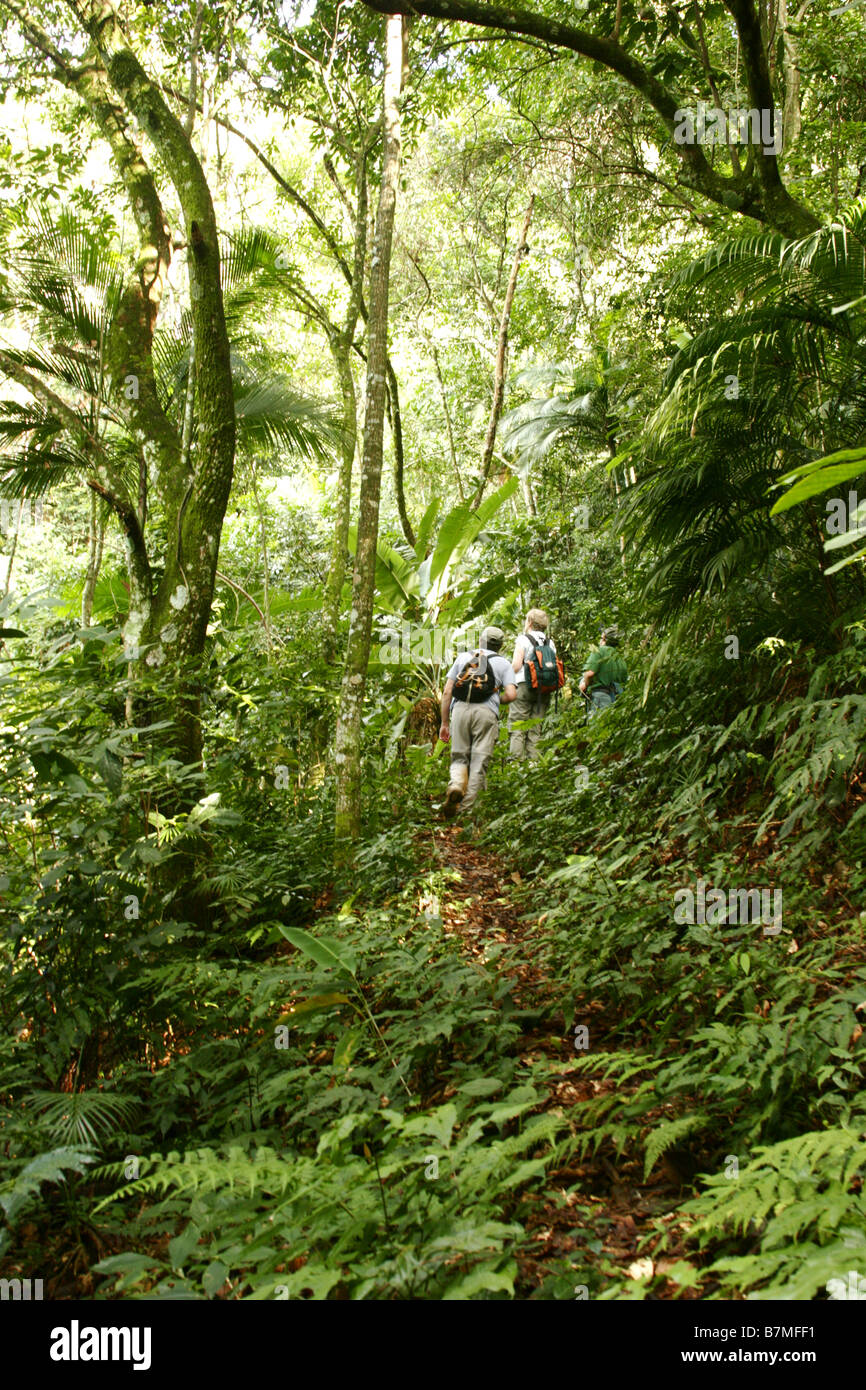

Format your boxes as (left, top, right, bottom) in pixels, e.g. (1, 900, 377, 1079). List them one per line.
(643, 1112, 710, 1181)
(0, 1146, 96, 1233)
(680, 1128, 866, 1298)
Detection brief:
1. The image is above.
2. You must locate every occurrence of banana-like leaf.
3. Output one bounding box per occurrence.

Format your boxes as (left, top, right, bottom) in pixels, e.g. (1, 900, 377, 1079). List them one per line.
(429, 503, 474, 586)
(278, 926, 357, 978)
(348, 527, 421, 614)
(414, 496, 440, 560)
(430, 478, 518, 587)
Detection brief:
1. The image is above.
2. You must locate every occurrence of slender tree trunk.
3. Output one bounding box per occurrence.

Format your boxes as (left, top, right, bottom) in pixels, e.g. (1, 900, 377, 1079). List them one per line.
(323, 341, 359, 661)
(521, 473, 537, 517)
(473, 195, 533, 509)
(386, 357, 415, 548)
(431, 343, 465, 502)
(323, 151, 369, 661)
(334, 13, 406, 851)
(82, 490, 106, 626)
(250, 467, 273, 653)
(2, 498, 21, 598)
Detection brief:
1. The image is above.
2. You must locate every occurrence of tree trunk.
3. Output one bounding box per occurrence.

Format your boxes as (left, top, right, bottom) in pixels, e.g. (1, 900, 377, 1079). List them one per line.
(473, 195, 534, 509)
(386, 357, 415, 548)
(334, 13, 406, 850)
(323, 340, 360, 662)
(69, 1, 236, 771)
(323, 150, 369, 661)
(81, 490, 106, 626)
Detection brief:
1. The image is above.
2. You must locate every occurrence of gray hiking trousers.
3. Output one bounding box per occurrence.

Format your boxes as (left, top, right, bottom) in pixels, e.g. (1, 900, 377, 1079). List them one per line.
(449, 702, 500, 811)
(508, 681, 551, 760)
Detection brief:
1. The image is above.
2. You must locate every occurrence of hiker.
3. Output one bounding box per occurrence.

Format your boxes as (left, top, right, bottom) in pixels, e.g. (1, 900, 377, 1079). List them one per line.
(439, 626, 517, 818)
(508, 608, 563, 761)
(578, 626, 628, 717)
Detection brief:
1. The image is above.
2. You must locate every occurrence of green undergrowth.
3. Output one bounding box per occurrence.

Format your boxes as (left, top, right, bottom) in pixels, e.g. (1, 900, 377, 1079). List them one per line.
(475, 630, 866, 1298)
(1, 859, 583, 1299)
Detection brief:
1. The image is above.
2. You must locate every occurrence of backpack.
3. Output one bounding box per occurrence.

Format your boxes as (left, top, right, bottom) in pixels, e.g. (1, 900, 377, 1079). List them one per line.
(525, 635, 565, 697)
(452, 651, 498, 704)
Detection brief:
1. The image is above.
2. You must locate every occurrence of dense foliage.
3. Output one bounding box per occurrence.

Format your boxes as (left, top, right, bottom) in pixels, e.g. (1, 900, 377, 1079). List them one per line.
(0, 0, 864, 1304)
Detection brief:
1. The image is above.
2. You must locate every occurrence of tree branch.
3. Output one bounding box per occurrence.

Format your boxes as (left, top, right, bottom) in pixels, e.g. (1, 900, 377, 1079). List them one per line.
(361, 0, 820, 234)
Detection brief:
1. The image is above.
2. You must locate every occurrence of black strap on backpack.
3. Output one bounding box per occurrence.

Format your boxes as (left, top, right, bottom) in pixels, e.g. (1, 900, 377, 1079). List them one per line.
(452, 650, 498, 704)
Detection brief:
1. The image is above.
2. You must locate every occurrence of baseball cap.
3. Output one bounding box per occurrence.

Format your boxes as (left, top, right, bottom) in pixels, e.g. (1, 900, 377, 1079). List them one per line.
(481, 626, 505, 649)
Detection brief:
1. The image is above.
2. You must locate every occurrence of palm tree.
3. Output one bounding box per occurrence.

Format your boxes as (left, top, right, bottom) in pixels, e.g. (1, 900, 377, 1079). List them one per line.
(619, 208, 866, 623)
(0, 210, 339, 635)
(500, 351, 621, 472)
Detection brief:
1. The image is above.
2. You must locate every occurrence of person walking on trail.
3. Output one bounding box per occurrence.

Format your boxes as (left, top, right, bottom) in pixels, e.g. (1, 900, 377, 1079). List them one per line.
(508, 608, 560, 761)
(579, 626, 628, 717)
(439, 626, 516, 819)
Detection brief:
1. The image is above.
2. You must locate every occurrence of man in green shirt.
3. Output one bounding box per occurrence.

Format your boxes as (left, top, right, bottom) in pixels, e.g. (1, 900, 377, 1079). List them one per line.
(578, 626, 627, 717)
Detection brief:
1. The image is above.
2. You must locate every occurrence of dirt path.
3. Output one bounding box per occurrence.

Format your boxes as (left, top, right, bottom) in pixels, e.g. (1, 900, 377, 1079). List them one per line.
(433, 824, 697, 1299)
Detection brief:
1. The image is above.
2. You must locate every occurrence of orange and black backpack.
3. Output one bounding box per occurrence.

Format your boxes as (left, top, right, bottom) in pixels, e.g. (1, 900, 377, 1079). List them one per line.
(525, 635, 565, 711)
(452, 651, 499, 704)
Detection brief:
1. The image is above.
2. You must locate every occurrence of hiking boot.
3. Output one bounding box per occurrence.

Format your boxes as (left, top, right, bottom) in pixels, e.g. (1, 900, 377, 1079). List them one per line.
(442, 783, 464, 819)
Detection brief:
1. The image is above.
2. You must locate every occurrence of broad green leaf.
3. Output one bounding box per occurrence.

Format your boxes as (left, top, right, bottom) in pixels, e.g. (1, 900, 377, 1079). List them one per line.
(771, 448, 866, 514)
(429, 503, 473, 585)
(430, 479, 518, 587)
(458, 1077, 504, 1097)
(93, 744, 123, 792)
(202, 1260, 229, 1298)
(281, 992, 350, 1019)
(443, 1261, 517, 1300)
(168, 1222, 201, 1270)
(414, 496, 440, 560)
(348, 526, 419, 613)
(93, 1252, 164, 1276)
(402, 1103, 458, 1148)
(278, 926, 357, 977)
(470, 476, 519, 533)
(333, 1027, 363, 1069)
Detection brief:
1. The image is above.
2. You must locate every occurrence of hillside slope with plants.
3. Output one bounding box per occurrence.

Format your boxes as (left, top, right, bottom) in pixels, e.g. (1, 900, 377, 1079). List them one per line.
(0, 0, 864, 1313)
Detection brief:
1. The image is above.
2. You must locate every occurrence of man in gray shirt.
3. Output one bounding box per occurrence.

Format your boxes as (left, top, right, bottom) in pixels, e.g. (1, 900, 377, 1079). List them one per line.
(439, 626, 517, 818)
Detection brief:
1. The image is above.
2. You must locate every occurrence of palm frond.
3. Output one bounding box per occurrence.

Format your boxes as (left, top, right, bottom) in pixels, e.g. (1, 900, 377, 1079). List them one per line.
(234, 377, 342, 462)
(24, 1090, 139, 1149)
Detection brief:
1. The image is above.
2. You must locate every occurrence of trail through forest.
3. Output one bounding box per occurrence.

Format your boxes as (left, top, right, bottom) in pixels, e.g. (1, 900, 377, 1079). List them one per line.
(4, 0, 866, 1329)
(433, 826, 698, 1299)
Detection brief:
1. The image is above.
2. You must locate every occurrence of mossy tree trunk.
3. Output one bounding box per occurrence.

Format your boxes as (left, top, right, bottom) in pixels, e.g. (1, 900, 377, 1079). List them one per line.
(15, 0, 238, 773)
(323, 149, 370, 662)
(334, 13, 407, 850)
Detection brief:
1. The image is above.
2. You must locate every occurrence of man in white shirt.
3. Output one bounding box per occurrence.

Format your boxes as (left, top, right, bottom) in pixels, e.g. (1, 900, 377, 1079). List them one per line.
(509, 608, 557, 761)
(439, 626, 517, 818)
